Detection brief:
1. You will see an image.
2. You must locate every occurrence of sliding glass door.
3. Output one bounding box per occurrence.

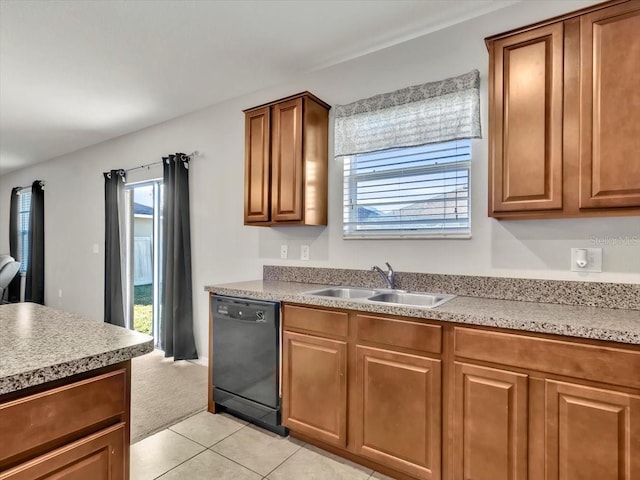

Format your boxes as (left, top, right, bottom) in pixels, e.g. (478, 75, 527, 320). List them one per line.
(124, 180, 163, 345)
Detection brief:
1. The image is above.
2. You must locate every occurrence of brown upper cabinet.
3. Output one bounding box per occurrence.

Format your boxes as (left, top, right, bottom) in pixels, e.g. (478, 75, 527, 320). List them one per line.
(487, 0, 640, 219)
(244, 92, 330, 226)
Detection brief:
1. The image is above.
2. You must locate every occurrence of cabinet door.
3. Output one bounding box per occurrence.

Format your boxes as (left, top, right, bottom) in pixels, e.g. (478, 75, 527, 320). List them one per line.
(490, 23, 564, 213)
(282, 331, 347, 447)
(545, 380, 640, 480)
(579, 1, 640, 209)
(0, 423, 125, 480)
(453, 362, 528, 480)
(271, 98, 303, 222)
(244, 106, 271, 223)
(354, 346, 441, 480)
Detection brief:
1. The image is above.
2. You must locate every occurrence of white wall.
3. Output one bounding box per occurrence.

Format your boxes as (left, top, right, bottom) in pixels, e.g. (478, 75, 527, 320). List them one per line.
(1, 0, 638, 358)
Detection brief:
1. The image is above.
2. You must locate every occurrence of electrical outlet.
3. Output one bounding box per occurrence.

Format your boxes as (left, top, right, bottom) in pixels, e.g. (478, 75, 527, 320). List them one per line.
(58, 289, 63, 298)
(280, 244, 288, 259)
(571, 247, 603, 272)
(92, 243, 100, 254)
(301, 245, 310, 261)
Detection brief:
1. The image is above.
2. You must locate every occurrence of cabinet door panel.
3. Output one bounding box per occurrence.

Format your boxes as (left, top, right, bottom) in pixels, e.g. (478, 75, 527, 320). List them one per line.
(545, 380, 640, 480)
(244, 107, 271, 223)
(490, 23, 563, 213)
(453, 362, 528, 480)
(354, 346, 441, 480)
(579, 2, 640, 208)
(0, 369, 126, 466)
(282, 331, 347, 447)
(271, 98, 303, 222)
(0, 423, 125, 480)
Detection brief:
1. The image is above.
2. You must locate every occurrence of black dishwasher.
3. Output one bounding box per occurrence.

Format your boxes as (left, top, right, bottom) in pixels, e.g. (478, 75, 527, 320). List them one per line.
(211, 295, 287, 435)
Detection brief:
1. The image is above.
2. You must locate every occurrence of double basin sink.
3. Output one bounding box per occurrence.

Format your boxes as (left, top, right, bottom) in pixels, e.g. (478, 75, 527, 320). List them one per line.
(302, 286, 455, 309)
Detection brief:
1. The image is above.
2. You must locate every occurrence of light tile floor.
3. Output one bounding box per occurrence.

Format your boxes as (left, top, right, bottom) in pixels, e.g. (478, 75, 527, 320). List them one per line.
(131, 411, 396, 480)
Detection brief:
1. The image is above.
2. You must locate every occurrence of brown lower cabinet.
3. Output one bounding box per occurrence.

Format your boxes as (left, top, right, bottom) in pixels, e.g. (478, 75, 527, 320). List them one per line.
(354, 346, 441, 480)
(1, 424, 126, 480)
(282, 303, 640, 480)
(282, 330, 348, 447)
(453, 363, 528, 480)
(0, 362, 131, 480)
(544, 380, 640, 480)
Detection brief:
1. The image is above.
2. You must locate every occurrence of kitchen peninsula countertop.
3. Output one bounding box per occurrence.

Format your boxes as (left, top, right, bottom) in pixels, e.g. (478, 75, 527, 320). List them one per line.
(0, 302, 154, 395)
(205, 280, 640, 345)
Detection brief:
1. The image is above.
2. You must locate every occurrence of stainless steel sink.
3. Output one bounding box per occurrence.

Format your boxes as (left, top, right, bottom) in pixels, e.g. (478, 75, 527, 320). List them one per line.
(367, 292, 456, 308)
(303, 286, 456, 308)
(303, 287, 379, 299)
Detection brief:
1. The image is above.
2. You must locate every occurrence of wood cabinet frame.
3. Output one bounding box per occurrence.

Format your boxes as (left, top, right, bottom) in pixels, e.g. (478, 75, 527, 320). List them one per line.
(487, 0, 640, 219)
(243, 92, 330, 226)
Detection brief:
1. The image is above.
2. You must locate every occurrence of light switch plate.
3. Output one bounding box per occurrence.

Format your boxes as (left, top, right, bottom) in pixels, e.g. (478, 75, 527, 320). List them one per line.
(571, 247, 602, 272)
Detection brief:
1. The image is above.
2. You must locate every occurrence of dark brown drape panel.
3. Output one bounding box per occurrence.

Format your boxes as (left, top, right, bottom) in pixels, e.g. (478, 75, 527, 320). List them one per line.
(25, 181, 45, 304)
(104, 170, 126, 327)
(8, 187, 21, 302)
(160, 153, 198, 360)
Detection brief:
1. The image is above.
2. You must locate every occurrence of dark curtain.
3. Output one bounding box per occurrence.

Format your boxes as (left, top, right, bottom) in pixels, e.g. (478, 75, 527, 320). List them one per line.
(8, 187, 21, 302)
(160, 153, 198, 360)
(25, 181, 45, 304)
(104, 170, 126, 327)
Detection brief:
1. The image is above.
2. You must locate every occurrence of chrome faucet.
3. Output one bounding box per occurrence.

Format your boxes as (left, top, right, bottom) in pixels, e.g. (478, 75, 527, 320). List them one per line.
(372, 262, 395, 289)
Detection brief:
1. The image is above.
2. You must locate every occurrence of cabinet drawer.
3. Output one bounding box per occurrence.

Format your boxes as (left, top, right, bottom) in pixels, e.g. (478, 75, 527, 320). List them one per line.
(0, 423, 126, 480)
(454, 327, 640, 389)
(0, 369, 126, 465)
(357, 314, 441, 354)
(283, 304, 348, 338)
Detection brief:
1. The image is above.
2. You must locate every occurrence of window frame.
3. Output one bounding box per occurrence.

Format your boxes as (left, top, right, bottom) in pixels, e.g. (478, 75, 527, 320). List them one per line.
(343, 140, 472, 240)
(17, 188, 32, 274)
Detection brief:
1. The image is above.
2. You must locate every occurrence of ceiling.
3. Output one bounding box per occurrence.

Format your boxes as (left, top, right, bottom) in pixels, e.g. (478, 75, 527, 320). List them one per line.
(0, 0, 518, 175)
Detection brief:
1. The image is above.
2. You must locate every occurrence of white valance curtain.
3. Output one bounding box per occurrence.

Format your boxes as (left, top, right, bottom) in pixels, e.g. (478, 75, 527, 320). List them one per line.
(334, 70, 481, 157)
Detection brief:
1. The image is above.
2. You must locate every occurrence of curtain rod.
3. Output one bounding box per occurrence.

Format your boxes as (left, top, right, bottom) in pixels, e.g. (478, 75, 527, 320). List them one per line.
(15, 181, 45, 191)
(125, 150, 200, 174)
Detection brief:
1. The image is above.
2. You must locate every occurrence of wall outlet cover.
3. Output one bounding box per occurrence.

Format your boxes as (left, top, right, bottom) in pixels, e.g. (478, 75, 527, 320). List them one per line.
(280, 244, 288, 259)
(301, 245, 310, 261)
(571, 247, 603, 272)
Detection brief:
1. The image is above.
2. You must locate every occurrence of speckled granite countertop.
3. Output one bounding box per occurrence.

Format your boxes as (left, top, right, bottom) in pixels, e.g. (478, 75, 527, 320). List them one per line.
(0, 303, 154, 396)
(205, 280, 640, 346)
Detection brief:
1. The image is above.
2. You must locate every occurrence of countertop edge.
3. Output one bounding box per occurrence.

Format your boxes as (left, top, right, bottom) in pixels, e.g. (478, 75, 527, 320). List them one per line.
(205, 283, 640, 346)
(0, 339, 154, 396)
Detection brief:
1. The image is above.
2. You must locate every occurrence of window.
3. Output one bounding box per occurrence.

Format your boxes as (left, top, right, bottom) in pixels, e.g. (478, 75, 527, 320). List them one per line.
(343, 140, 471, 238)
(17, 189, 32, 274)
(335, 70, 481, 239)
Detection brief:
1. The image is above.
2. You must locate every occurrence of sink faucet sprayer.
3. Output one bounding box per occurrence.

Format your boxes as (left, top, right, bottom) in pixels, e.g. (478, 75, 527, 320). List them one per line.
(372, 262, 395, 289)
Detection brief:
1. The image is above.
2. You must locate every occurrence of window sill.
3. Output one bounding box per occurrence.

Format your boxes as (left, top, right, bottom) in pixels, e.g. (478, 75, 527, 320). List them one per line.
(343, 233, 472, 240)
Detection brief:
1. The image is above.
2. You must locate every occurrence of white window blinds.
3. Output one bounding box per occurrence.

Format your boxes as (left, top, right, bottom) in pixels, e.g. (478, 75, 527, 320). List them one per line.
(18, 189, 32, 273)
(336, 70, 480, 239)
(343, 140, 471, 238)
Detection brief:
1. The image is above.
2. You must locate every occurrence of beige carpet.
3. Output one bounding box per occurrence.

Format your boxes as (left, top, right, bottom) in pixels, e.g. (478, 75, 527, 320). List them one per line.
(131, 349, 208, 443)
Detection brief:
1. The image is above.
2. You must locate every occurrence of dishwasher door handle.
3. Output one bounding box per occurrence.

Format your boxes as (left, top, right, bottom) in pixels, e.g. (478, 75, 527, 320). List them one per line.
(213, 314, 270, 324)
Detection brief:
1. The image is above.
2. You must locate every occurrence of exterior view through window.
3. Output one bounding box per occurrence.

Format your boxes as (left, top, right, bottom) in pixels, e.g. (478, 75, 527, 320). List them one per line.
(17, 188, 32, 274)
(343, 139, 471, 238)
(125, 180, 162, 343)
